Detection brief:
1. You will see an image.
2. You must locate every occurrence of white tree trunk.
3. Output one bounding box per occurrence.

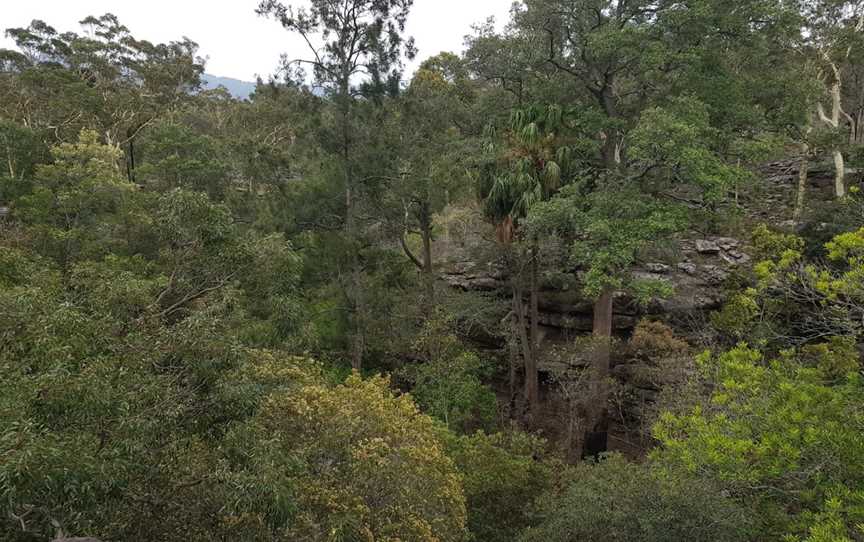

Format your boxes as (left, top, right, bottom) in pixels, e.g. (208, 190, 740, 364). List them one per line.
(817, 80, 848, 199)
(833, 149, 846, 198)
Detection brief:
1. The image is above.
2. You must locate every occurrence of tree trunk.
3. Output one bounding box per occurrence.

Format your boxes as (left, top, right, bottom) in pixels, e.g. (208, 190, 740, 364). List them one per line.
(524, 237, 540, 414)
(420, 204, 435, 311)
(513, 281, 535, 418)
(509, 291, 520, 417)
(530, 237, 540, 351)
(583, 289, 614, 459)
(817, 75, 848, 199)
(597, 76, 624, 173)
(833, 149, 846, 198)
(350, 263, 365, 372)
(591, 289, 613, 392)
(852, 108, 864, 145)
(126, 137, 136, 183)
(337, 74, 365, 371)
(793, 145, 809, 224)
(348, 180, 365, 371)
(4, 133, 15, 178)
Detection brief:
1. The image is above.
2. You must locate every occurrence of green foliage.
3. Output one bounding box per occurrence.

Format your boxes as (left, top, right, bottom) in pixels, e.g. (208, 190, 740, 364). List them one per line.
(751, 223, 805, 261)
(444, 430, 556, 542)
(478, 104, 575, 235)
(653, 343, 864, 539)
(230, 373, 468, 541)
(520, 454, 754, 542)
(257, 0, 415, 97)
(15, 130, 135, 264)
(629, 320, 690, 358)
(0, 14, 203, 156)
(3, 3, 864, 541)
(137, 122, 230, 198)
(402, 314, 497, 432)
(630, 97, 745, 200)
(0, 121, 46, 198)
(528, 181, 686, 299)
(0, 259, 273, 540)
(710, 289, 761, 339)
(715, 226, 864, 346)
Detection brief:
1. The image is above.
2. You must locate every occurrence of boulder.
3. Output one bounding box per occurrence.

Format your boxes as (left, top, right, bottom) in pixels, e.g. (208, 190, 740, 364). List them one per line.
(677, 262, 697, 275)
(695, 239, 721, 254)
(644, 262, 671, 274)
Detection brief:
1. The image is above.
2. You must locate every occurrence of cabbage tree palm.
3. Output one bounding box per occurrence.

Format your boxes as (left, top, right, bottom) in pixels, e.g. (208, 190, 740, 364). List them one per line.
(479, 104, 571, 415)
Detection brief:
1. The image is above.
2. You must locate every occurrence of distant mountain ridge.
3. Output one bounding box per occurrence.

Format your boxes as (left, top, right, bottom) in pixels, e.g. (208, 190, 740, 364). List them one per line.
(201, 74, 257, 100)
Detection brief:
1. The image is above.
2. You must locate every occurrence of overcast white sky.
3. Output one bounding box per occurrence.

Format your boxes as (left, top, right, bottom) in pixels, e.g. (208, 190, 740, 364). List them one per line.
(0, 0, 513, 81)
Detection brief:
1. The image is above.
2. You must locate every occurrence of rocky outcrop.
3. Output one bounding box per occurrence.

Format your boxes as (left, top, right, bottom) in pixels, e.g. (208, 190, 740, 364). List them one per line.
(440, 260, 507, 292)
(645, 237, 750, 316)
(441, 235, 751, 340)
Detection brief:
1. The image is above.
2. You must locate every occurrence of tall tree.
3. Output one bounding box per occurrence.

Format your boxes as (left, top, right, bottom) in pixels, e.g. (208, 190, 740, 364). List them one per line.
(478, 104, 572, 415)
(389, 54, 475, 312)
(257, 0, 415, 370)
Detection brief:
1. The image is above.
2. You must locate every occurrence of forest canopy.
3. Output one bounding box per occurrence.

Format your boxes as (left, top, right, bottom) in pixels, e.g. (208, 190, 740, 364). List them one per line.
(1, 1, 864, 541)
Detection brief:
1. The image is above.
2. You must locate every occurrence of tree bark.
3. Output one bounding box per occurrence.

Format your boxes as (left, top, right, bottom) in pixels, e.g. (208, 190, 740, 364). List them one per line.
(833, 149, 846, 198)
(126, 137, 136, 183)
(530, 237, 540, 350)
(339, 75, 365, 372)
(509, 291, 520, 416)
(852, 108, 864, 145)
(420, 203, 435, 311)
(591, 289, 613, 393)
(793, 145, 810, 224)
(525, 237, 540, 415)
(583, 288, 614, 458)
(350, 264, 365, 372)
(513, 281, 535, 418)
(817, 66, 850, 199)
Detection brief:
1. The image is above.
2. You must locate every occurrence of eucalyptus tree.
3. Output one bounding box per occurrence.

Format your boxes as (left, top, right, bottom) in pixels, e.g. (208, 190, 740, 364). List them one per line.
(527, 178, 686, 455)
(0, 15, 204, 179)
(257, 0, 415, 369)
(805, 0, 864, 198)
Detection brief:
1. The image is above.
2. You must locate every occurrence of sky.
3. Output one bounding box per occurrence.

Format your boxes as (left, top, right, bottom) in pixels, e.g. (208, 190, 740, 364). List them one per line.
(0, 0, 513, 82)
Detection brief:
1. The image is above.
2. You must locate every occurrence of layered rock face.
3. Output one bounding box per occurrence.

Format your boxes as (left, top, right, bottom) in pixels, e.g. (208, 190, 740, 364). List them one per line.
(441, 235, 751, 340)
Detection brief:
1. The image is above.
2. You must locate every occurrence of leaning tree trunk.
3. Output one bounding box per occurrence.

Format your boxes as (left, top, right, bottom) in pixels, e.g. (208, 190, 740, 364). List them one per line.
(583, 288, 614, 459)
